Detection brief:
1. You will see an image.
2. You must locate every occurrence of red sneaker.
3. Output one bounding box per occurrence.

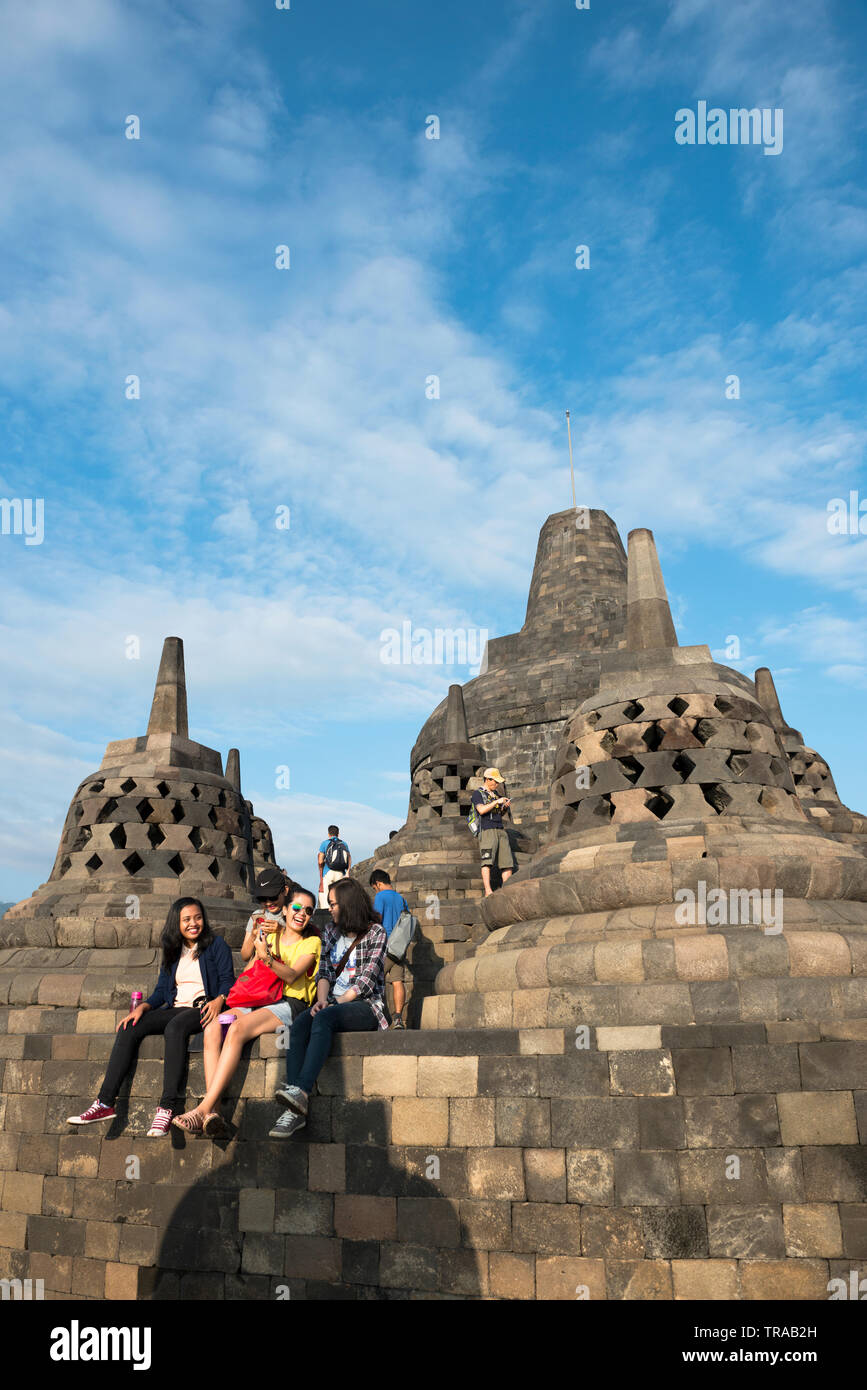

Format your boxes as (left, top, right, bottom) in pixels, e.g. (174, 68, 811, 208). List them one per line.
(67, 1101, 116, 1125)
(146, 1106, 174, 1137)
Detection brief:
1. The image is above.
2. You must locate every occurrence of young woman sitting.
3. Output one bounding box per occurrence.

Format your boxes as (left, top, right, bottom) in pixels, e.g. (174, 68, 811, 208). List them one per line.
(67, 898, 234, 1136)
(172, 887, 321, 1137)
(269, 876, 388, 1139)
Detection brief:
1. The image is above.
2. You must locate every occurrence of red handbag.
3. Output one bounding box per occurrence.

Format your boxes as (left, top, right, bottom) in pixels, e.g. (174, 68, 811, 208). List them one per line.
(226, 958, 283, 1008)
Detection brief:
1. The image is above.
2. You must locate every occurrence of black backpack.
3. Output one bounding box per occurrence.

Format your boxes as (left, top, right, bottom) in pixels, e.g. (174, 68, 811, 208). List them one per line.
(324, 837, 349, 872)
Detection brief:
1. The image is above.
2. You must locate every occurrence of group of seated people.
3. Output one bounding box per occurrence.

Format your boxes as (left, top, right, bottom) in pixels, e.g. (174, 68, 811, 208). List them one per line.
(67, 865, 405, 1140)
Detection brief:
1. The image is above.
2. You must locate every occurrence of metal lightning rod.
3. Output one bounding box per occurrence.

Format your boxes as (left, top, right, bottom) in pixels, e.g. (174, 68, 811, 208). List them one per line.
(566, 410, 576, 510)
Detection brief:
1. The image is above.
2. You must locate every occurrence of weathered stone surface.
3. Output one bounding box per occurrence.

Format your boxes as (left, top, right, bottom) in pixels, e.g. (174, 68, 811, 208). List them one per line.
(523, 1149, 567, 1203)
(581, 1206, 644, 1259)
(738, 1260, 830, 1301)
(706, 1205, 786, 1259)
(609, 1050, 676, 1097)
(535, 1256, 606, 1301)
(777, 1092, 858, 1146)
(489, 1251, 535, 1299)
(672, 1259, 737, 1300)
(671, 1048, 733, 1096)
(566, 1149, 615, 1205)
(683, 1096, 780, 1148)
(783, 1204, 843, 1257)
(642, 1207, 708, 1259)
(613, 1151, 680, 1206)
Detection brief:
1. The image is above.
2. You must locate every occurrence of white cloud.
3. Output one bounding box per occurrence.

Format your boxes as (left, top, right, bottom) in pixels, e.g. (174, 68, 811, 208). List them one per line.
(248, 791, 401, 884)
(760, 608, 867, 665)
(826, 664, 867, 687)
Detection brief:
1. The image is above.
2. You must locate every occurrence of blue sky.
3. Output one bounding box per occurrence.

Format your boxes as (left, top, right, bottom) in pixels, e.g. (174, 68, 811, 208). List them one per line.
(1, 0, 865, 901)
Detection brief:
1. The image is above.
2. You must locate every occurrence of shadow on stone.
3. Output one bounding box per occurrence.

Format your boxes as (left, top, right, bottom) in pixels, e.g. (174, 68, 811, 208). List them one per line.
(151, 1098, 486, 1300)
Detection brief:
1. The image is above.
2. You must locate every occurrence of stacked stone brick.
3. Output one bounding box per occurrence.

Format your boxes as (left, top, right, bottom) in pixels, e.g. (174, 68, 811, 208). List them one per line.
(1, 1021, 864, 1300)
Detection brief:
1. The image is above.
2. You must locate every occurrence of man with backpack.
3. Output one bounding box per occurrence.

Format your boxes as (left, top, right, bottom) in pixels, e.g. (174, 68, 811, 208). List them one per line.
(369, 868, 410, 1029)
(318, 824, 351, 907)
(470, 767, 517, 897)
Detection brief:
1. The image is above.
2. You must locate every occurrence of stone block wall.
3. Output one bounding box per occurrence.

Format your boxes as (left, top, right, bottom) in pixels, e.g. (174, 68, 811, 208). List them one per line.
(2, 1005, 866, 1300)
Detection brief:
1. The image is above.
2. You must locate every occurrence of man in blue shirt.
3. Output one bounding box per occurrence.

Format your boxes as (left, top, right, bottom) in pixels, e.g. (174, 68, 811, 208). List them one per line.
(369, 869, 408, 1029)
(317, 823, 351, 907)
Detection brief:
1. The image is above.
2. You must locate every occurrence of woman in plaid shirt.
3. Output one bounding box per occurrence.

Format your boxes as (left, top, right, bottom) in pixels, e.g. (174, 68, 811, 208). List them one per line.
(270, 876, 389, 1138)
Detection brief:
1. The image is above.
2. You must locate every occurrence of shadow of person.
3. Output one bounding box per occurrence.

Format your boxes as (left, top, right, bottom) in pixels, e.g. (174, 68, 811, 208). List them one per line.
(402, 929, 444, 1031)
(151, 1096, 486, 1300)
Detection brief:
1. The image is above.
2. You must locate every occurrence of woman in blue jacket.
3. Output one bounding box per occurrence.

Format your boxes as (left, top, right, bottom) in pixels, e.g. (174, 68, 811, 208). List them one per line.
(67, 898, 234, 1136)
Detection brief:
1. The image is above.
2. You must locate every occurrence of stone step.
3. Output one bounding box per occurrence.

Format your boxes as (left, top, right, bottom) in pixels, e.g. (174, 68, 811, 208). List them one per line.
(5, 1024, 867, 1116)
(425, 974, 867, 1030)
(0, 927, 474, 1010)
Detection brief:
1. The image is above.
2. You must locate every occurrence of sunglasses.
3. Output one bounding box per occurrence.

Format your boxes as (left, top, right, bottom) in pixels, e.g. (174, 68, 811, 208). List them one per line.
(291, 903, 314, 916)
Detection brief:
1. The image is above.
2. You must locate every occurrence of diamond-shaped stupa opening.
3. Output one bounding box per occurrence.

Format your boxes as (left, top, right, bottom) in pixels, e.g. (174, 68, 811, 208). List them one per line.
(702, 783, 732, 814)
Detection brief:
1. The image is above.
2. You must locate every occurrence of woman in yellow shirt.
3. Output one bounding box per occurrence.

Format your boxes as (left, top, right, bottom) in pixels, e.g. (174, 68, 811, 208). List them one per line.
(173, 888, 320, 1136)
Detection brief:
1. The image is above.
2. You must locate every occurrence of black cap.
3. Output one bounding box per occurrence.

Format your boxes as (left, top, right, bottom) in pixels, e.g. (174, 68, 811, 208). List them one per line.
(253, 866, 286, 899)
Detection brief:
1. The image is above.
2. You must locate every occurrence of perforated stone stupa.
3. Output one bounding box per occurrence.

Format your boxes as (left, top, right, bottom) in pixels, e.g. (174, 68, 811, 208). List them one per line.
(754, 667, 867, 851)
(425, 527, 867, 1030)
(1, 638, 276, 946)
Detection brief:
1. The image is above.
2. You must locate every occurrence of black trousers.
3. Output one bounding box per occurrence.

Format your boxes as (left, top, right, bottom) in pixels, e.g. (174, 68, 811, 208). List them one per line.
(98, 1007, 203, 1109)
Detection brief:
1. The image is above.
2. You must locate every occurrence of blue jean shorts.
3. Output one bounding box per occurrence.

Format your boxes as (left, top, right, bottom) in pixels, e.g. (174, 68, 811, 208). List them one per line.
(261, 997, 307, 1027)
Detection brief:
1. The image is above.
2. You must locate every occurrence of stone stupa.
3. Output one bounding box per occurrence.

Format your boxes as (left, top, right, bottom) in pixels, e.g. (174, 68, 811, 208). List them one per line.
(425, 528, 867, 1029)
(1, 637, 276, 948)
(755, 667, 867, 852)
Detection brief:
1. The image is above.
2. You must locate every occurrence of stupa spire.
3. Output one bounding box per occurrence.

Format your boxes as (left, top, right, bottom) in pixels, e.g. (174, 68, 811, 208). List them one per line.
(226, 748, 241, 792)
(444, 684, 470, 744)
(146, 637, 189, 738)
(754, 667, 786, 731)
(626, 528, 678, 650)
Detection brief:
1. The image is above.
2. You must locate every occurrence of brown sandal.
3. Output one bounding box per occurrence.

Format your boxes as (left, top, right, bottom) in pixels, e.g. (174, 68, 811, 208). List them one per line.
(171, 1109, 205, 1133)
(203, 1111, 228, 1138)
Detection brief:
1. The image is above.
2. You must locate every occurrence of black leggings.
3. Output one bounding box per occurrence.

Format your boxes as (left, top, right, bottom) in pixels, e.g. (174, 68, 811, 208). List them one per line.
(98, 1007, 203, 1109)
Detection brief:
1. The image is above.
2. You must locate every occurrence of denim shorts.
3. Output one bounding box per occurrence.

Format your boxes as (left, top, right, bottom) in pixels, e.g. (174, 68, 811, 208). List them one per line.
(261, 997, 307, 1027)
